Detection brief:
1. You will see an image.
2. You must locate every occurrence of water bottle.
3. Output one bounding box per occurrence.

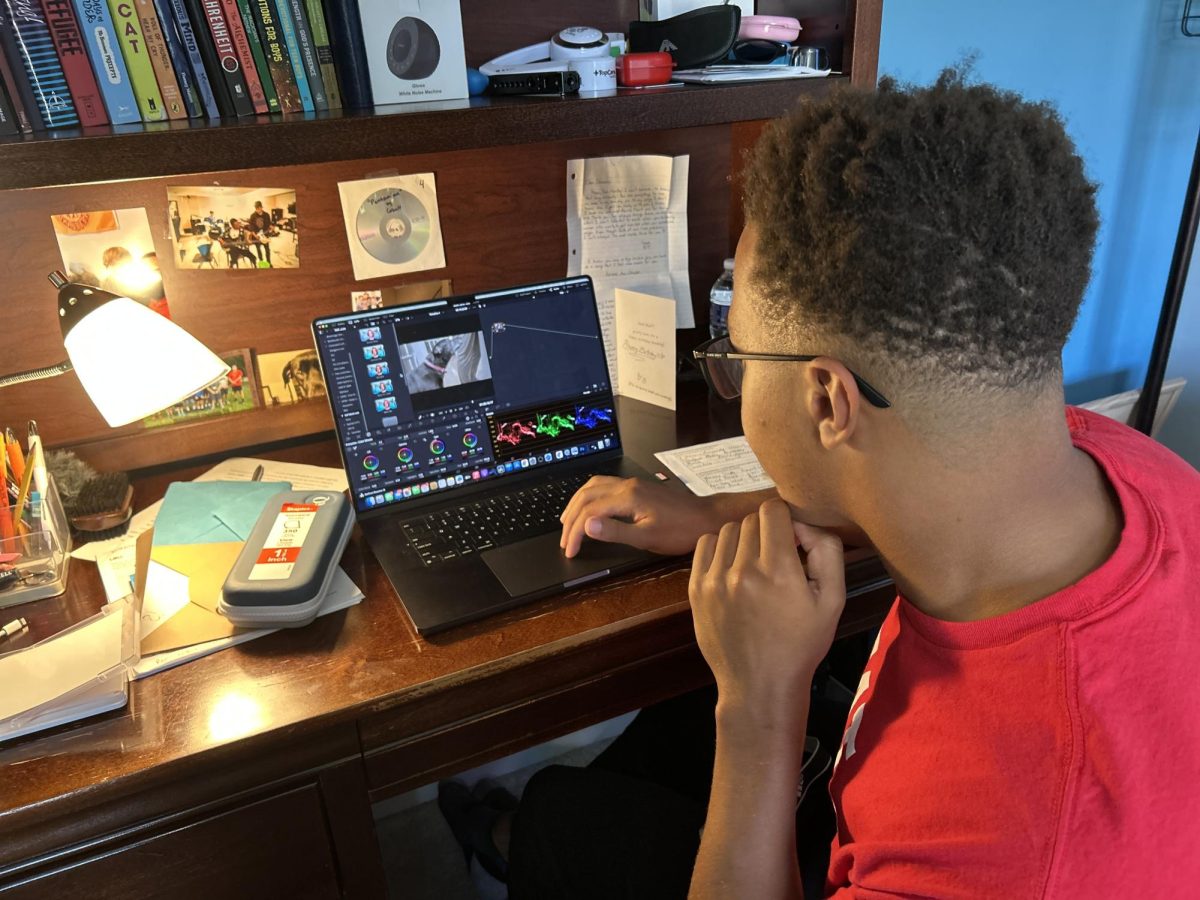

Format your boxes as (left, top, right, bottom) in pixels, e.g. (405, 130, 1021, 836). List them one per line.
(708, 258, 734, 339)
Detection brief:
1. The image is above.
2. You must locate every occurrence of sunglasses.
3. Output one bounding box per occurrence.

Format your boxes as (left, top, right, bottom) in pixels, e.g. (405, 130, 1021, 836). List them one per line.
(692, 335, 892, 408)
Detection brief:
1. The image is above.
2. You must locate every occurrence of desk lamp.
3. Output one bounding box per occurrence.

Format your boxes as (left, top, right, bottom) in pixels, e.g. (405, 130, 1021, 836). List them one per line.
(0, 272, 229, 427)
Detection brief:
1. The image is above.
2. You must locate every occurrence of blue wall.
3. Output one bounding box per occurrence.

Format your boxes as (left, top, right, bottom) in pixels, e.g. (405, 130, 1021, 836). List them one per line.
(877, 0, 1200, 463)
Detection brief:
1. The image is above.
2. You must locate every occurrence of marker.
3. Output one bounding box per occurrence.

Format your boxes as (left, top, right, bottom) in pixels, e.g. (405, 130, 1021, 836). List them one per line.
(0, 617, 28, 642)
(5, 428, 24, 483)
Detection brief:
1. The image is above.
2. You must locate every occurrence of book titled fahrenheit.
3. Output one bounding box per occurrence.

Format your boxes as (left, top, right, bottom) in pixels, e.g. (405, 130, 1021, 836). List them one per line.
(105, 0, 166, 119)
(193, 0, 254, 115)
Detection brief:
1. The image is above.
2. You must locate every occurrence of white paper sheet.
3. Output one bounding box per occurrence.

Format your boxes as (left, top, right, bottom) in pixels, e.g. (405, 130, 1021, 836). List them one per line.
(654, 436, 776, 497)
(131, 567, 364, 679)
(70, 459, 348, 563)
(566, 154, 693, 385)
(616, 289, 676, 410)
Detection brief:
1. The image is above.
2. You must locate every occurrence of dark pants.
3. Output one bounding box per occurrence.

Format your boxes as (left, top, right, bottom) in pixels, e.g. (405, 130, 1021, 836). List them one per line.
(508, 682, 850, 900)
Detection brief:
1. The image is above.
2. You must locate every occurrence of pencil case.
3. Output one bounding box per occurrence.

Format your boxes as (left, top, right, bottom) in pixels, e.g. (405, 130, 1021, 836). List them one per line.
(219, 490, 354, 628)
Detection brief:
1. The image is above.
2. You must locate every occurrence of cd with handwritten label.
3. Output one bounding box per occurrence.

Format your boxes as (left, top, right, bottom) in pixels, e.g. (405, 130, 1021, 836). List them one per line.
(356, 188, 431, 264)
(338, 172, 446, 280)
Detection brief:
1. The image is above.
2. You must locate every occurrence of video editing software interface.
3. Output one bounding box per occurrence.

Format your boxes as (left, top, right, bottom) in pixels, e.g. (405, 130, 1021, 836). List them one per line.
(314, 278, 619, 514)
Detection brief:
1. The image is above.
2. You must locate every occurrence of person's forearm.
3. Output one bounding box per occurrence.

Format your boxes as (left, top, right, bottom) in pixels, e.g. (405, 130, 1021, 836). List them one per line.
(689, 699, 810, 900)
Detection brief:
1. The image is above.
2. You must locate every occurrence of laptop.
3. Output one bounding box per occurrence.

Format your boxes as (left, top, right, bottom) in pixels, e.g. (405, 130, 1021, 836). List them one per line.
(312, 276, 659, 634)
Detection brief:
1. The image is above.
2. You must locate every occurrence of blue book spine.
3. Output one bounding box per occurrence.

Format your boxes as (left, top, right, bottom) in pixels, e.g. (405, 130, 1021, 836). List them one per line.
(151, 0, 200, 117)
(165, 0, 217, 118)
(269, 0, 309, 111)
(69, 0, 140, 123)
(3, 0, 79, 127)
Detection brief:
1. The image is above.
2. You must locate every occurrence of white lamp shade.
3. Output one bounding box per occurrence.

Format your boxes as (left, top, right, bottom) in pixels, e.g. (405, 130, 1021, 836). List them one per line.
(63, 297, 230, 427)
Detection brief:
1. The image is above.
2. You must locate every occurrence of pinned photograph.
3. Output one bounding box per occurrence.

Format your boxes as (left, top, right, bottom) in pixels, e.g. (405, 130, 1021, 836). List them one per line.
(258, 349, 325, 406)
(351, 278, 453, 310)
(51, 208, 170, 318)
(142, 349, 259, 428)
(167, 186, 299, 269)
(338, 173, 446, 280)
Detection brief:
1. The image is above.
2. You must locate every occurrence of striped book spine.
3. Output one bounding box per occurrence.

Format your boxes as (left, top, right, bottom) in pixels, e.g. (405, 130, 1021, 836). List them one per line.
(106, 0, 166, 119)
(69, 0, 140, 123)
(3, 0, 79, 126)
(0, 31, 36, 128)
(163, 0, 216, 117)
(216, 0, 264, 112)
(150, 0, 200, 116)
(301, 0, 336, 108)
(39, 0, 107, 124)
(249, 0, 297, 111)
(233, 0, 275, 111)
(132, 0, 185, 118)
(270, 0, 308, 110)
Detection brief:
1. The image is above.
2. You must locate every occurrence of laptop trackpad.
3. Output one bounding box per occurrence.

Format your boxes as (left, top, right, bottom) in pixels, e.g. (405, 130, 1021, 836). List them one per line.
(482, 532, 651, 598)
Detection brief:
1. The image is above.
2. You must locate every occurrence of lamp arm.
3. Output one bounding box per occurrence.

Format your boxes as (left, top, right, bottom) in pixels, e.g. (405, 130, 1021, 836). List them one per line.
(0, 360, 73, 389)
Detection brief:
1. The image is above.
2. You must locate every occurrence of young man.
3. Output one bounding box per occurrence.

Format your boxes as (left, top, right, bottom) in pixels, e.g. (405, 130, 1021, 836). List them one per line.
(442, 72, 1200, 898)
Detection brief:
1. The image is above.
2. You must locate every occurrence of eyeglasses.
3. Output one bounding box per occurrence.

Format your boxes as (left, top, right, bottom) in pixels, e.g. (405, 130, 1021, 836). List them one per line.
(692, 336, 892, 408)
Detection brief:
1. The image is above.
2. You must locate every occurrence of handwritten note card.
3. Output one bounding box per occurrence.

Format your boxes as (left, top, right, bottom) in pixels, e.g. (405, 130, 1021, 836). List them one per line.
(616, 289, 676, 410)
(566, 154, 692, 382)
(654, 436, 776, 497)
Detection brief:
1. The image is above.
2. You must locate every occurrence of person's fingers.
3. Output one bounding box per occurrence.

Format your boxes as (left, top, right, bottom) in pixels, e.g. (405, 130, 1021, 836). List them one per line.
(559, 485, 632, 554)
(559, 476, 623, 525)
(711, 520, 741, 574)
(793, 522, 846, 606)
(758, 499, 798, 567)
(690, 532, 717, 599)
(731, 511, 760, 571)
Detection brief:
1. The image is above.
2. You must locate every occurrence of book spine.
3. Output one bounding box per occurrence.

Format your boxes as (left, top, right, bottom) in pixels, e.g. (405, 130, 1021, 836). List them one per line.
(132, 0, 184, 118)
(37, 0, 107, 124)
(316, 0, 365, 108)
(196, 0, 253, 115)
(233, 0, 274, 110)
(4, 0, 79, 127)
(151, 0, 200, 116)
(301, 0, 334, 108)
(268, 0, 307, 110)
(179, 0, 229, 116)
(68, 0, 140, 123)
(248, 0, 295, 111)
(215, 0, 262, 111)
(105, 0, 165, 119)
(162, 0, 215, 117)
(0, 28, 37, 127)
(0, 72, 20, 131)
(280, 0, 320, 108)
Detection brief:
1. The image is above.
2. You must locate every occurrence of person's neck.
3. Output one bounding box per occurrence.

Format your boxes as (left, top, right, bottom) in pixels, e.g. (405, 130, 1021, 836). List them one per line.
(862, 412, 1122, 623)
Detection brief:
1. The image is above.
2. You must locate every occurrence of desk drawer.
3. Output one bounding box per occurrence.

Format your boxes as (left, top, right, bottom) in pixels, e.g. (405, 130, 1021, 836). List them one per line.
(2, 785, 339, 900)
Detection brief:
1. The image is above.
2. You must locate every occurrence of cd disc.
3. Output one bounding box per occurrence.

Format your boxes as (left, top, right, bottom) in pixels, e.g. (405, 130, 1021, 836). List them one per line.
(356, 188, 432, 264)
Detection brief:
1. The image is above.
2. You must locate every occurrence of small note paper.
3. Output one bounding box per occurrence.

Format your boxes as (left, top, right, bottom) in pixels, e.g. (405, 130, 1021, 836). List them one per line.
(616, 289, 676, 410)
(654, 436, 776, 497)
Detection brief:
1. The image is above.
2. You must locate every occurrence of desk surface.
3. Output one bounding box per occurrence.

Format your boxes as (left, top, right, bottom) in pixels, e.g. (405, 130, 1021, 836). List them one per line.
(0, 382, 894, 883)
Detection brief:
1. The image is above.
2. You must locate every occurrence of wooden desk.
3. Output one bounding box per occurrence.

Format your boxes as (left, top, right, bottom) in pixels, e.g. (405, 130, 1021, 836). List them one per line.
(0, 384, 894, 898)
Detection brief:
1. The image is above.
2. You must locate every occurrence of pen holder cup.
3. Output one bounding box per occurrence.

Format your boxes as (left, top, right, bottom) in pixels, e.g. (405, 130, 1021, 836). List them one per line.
(1, 473, 71, 610)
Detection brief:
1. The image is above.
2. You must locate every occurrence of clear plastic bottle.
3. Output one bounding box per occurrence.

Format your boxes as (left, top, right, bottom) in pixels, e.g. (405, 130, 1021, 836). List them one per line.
(708, 257, 734, 339)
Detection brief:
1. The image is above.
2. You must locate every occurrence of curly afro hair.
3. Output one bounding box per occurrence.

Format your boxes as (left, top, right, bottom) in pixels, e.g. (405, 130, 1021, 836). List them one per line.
(741, 68, 1098, 395)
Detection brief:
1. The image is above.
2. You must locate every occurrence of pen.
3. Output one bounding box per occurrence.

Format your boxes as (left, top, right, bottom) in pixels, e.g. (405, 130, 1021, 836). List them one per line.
(12, 442, 36, 537)
(27, 421, 47, 497)
(5, 428, 24, 484)
(0, 434, 12, 542)
(0, 617, 28, 641)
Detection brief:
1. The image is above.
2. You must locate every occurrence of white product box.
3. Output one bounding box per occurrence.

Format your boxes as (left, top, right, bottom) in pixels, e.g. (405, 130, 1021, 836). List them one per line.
(359, 0, 468, 105)
(640, 0, 755, 20)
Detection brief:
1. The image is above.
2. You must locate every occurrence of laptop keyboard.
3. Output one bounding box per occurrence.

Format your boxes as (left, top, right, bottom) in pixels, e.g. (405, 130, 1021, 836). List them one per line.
(402, 472, 595, 566)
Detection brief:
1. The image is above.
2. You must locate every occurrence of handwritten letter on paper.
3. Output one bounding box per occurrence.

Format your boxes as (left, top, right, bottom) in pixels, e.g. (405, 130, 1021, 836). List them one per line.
(566, 154, 693, 381)
(654, 436, 776, 497)
(616, 289, 676, 410)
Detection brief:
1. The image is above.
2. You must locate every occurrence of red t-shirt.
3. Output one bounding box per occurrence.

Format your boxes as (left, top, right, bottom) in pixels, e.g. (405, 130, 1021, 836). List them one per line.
(826, 407, 1200, 898)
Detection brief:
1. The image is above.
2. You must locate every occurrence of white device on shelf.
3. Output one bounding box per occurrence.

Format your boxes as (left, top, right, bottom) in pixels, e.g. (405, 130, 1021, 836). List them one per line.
(480, 27, 626, 91)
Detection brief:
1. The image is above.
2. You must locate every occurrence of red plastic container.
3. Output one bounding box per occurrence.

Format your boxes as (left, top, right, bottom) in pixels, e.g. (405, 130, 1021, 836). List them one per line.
(618, 52, 674, 87)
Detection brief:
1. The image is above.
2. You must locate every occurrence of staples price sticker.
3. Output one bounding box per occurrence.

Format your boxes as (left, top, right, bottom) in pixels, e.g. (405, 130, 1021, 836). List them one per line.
(249, 502, 319, 580)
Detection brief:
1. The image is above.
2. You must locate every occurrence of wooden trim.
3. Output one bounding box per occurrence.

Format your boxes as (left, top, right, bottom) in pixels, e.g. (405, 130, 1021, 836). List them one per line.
(847, 0, 885, 88)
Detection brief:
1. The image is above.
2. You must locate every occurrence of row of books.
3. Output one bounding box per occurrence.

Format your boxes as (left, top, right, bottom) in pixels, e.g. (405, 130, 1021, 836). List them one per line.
(0, 0, 374, 132)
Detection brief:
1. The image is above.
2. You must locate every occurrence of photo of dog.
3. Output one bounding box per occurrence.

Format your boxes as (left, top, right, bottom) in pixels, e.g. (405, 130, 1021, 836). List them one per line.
(396, 332, 491, 394)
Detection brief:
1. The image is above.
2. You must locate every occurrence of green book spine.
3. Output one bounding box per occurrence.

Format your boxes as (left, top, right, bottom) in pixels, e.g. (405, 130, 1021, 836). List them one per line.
(302, 0, 337, 109)
(106, 0, 166, 120)
(235, 0, 277, 110)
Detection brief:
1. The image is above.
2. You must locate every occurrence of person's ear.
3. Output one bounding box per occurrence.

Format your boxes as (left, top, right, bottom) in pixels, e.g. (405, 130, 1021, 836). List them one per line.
(802, 358, 860, 449)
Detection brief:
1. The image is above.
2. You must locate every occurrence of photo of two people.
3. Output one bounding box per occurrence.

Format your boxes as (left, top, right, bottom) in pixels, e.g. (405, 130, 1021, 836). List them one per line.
(167, 186, 299, 270)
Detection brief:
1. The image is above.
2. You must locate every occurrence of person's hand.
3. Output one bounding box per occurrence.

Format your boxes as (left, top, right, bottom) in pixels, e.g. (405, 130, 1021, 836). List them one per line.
(689, 499, 845, 738)
(559, 476, 725, 558)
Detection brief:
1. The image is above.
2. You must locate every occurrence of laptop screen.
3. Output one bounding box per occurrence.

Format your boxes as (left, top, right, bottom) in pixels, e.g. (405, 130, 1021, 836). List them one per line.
(313, 277, 619, 514)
